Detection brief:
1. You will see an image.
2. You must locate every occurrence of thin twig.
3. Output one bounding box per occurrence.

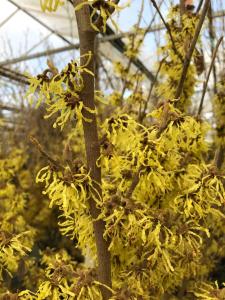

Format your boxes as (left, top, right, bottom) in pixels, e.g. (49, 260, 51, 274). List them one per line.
(196, 0, 204, 14)
(98, 56, 115, 90)
(180, 0, 185, 16)
(120, 0, 145, 100)
(120, 0, 164, 100)
(125, 166, 143, 199)
(150, 0, 184, 63)
(30, 135, 64, 170)
(208, 2, 217, 94)
(175, 0, 210, 100)
(139, 56, 167, 123)
(197, 36, 223, 116)
(0, 104, 20, 112)
(214, 145, 225, 170)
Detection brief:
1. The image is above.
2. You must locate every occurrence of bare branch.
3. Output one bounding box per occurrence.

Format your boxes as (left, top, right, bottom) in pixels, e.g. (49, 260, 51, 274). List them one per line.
(150, 0, 184, 63)
(0, 104, 20, 113)
(197, 36, 223, 116)
(139, 56, 167, 123)
(120, 0, 145, 100)
(30, 135, 64, 170)
(196, 0, 204, 14)
(208, 2, 217, 94)
(214, 146, 225, 170)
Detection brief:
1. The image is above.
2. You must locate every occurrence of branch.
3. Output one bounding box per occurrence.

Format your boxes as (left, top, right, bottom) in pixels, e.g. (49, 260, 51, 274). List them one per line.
(214, 146, 225, 170)
(197, 36, 223, 116)
(98, 56, 115, 90)
(175, 0, 210, 100)
(125, 166, 143, 199)
(120, 0, 145, 100)
(0, 104, 20, 112)
(180, 0, 185, 16)
(139, 56, 167, 123)
(208, 2, 217, 94)
(196, 0, 204, 14)
(120, 0, 164, 100)
(74, 1, 111, 299)
(30, 135, 64, 170)
(150, 0, 184, 63)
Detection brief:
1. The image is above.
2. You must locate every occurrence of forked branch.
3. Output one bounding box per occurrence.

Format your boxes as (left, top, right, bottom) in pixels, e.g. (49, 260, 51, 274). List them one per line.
(197, 36, 223, 116)
(150, 0, 184, 63)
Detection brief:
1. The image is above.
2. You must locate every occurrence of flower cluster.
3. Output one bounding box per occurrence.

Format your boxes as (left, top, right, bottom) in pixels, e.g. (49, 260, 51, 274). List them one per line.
(28, 97, 225, 299)
(26, 53, 96, 129)
(40, 0, 64, 12)
(0, 150, 35, 292)
(156, 6, 201, 112)
(94, 103, 225, 298)
(213, 73, 225, 147)
(36, 162, 97, 258)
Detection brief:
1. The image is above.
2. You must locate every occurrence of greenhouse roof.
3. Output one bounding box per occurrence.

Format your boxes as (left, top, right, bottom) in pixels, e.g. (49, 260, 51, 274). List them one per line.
(0, 0, 225, 116)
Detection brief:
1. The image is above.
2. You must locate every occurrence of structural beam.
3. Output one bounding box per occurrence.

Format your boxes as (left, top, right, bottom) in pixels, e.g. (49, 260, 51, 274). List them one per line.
(0, 67, 29, 85)
(3, 1, 225, 82)
(0, 104, 20, 112)
(0, 43, 79, 67)
(0, 31, 157, 81)
(7, 0, 73, 45)
(0, 8, 20, 29)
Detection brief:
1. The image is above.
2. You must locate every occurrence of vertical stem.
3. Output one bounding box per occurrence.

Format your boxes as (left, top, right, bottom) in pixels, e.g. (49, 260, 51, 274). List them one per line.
(197, 36, 223, 116)
(95, 37, 100, 91)
(180, 0, 185, 17)
(74, 1, 111, 299)
(208, 3, 217, 94)
(214, 146, 225, 170)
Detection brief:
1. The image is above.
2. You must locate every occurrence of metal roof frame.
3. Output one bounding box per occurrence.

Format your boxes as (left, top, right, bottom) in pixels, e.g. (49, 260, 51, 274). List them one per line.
(0, 0, 155, 82)
(8, 0, 73, 45)
(0, 1, 225, 85)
